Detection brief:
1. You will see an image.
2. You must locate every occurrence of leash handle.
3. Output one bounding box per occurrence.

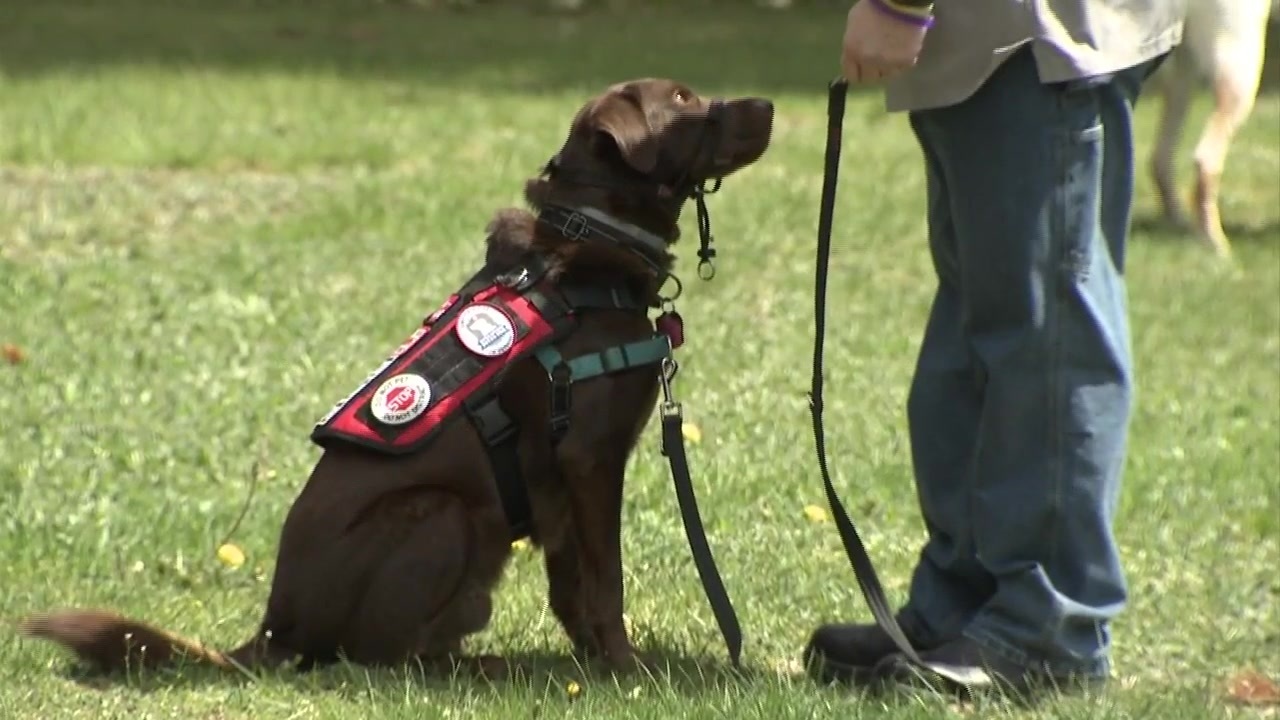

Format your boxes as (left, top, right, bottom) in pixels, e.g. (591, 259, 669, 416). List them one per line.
(808, 77, 924, 666)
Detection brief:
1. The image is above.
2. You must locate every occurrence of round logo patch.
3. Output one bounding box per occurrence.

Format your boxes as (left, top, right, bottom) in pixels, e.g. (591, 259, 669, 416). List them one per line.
(455, 303, 516, 357)
(369, 373, 432, 426)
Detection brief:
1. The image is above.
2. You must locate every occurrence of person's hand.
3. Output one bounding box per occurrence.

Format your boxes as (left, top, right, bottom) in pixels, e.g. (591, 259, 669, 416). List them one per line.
(840, 0, 932, 83)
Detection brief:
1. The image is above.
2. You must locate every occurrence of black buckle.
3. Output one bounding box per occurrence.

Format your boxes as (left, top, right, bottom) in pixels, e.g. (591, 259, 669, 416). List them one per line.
(467, 397, 518, 447)
(560, 212, 589, 241)
(548, 363, 572, 440)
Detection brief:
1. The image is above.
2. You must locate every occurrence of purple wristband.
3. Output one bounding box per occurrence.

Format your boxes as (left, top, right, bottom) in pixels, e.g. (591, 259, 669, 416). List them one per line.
(868, 0, 935, 29)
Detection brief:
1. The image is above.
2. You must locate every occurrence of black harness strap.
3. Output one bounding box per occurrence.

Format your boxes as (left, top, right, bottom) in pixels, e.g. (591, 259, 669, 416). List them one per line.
(461, 266, 571, 542)
(463, 258, 658, 540)
(809, 79, 924, 666)
(559, 285, 647, 312)
(465, 395, 533, 540)
(535, 204, 674, 290)
(547, 361, 572, 446)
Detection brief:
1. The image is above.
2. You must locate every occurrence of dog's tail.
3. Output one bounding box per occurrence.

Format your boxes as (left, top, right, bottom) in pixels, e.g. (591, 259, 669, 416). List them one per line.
(18, 609, 256, 674)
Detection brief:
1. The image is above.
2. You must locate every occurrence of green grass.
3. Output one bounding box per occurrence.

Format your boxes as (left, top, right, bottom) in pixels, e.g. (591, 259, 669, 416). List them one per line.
(1, 2, 1278, 718)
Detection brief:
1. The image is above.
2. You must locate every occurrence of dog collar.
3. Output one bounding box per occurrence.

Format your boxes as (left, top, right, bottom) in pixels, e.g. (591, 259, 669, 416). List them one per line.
(535, 203, 674, 282)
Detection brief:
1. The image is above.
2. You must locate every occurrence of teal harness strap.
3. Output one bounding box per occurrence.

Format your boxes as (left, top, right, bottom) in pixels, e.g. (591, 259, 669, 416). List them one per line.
(535, 334, 671, 445)
(533, 279, 665, 445)
(533, 335, 672, 382)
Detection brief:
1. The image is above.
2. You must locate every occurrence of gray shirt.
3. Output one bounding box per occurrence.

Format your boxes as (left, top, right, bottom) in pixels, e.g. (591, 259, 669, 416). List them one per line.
(884, 0, 1187, 112)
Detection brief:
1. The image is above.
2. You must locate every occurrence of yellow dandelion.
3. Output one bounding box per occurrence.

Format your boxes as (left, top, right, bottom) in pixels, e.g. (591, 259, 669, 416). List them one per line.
(566, 680, 583, 700)
(772, 656, 806, 678)
(216, 542, 246, 569)
(511, 538, 531, 552)
(803, 504, 829, 524)
(681, 421, 703, 443)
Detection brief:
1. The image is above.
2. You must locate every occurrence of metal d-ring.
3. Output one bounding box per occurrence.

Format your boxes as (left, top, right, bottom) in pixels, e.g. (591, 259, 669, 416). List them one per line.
(659, 272, 684, 304)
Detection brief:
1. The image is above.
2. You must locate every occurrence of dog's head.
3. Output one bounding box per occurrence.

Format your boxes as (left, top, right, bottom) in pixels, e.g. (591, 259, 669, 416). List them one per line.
(570, 77, 775, 188)
(528, 78, 775, 236)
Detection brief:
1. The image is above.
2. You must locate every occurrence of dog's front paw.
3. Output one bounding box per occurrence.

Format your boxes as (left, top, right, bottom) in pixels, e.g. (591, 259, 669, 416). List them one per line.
(564, 627, 597, 659)
(596, 645, 657, 676)
(459, 653, 510, 682)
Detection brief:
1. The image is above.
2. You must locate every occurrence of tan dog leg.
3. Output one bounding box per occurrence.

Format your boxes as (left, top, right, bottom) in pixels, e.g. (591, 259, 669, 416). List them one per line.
(1193, 58, 1263, 258)
(1192, 8, 1270, 258)
(1150, 54, 1196, 229)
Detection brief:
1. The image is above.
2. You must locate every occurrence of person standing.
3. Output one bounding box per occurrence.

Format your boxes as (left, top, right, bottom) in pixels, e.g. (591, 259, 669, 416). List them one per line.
(803, 0, 1186, 697)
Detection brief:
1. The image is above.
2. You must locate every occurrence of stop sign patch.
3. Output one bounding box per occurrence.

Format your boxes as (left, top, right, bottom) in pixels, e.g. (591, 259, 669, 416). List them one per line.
(369, 373, 432, 426)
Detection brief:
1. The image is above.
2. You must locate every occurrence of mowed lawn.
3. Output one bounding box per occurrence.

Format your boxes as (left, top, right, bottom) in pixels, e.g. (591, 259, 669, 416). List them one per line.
(1, 3, 1277, 719)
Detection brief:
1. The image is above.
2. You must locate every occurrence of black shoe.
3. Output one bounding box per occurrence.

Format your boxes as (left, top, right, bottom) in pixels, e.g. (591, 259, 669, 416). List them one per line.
(872, 636, 1108, 701)
(803, 617, 936, 687)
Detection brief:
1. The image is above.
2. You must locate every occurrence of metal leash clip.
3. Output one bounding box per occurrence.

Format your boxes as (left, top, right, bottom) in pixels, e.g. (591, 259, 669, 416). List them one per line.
(658, 356, 681, 417)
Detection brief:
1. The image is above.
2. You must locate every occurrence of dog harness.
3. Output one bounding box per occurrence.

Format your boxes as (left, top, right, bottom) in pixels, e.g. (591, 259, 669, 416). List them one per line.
(310, 212, 679, 540)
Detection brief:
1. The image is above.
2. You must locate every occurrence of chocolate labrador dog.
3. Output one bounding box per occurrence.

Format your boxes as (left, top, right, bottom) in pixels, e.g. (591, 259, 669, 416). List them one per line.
(19, 78, 774, 680)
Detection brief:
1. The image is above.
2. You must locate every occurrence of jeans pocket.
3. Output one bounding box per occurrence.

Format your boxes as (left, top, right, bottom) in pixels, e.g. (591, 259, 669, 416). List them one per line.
(1053, 86, 1105, 283)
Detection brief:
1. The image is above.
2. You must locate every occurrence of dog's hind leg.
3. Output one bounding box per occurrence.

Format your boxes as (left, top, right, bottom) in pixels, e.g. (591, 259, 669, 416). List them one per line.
(412, 587, 509, 681)
(1149, 52, 1195, 229)
(338, 492, 509, 676)
(1192, 14, 1269, 258)
(336, 494, 469, 666)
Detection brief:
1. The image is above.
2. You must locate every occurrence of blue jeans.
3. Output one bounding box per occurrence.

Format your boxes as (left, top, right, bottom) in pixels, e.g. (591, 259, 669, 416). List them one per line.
(897, 47, 1161, 677)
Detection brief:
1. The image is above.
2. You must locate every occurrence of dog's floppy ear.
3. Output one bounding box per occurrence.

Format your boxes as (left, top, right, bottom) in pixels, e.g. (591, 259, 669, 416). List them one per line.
(587, 91, 658, 175)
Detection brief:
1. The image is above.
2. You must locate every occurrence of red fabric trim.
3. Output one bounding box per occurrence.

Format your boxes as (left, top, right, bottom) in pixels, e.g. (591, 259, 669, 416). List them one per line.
(395, 285, 554, 448)
(313, 284, 560, 452)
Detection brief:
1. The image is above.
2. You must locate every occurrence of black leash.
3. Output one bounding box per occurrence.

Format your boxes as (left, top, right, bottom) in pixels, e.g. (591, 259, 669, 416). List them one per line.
(658, 354, 742, 668)
(808, 78, 924, 666)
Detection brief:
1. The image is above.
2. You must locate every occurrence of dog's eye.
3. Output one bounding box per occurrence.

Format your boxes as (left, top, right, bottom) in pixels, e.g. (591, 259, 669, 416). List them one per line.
(673, 89, 690, 104)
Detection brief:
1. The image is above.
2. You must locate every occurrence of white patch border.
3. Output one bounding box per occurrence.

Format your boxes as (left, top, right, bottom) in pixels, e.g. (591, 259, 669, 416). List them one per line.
(369, 372, 433, 426)
(314, 325, 430, 428)
(455, 303, 517, 358)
